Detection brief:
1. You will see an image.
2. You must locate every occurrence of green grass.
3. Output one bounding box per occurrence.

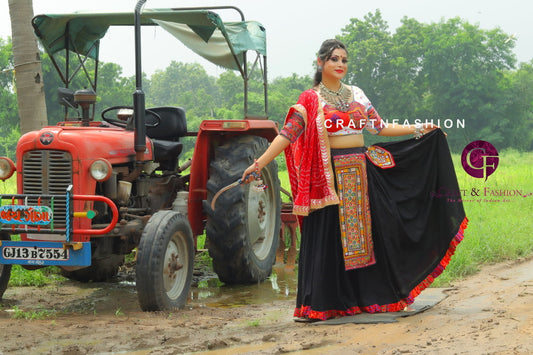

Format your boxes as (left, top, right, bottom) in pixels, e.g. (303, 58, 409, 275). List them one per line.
(8, 265, 65, 287)
(11, 305, 57, 320)
(433, 149, 533, 285)
(275, 155, 292, 203)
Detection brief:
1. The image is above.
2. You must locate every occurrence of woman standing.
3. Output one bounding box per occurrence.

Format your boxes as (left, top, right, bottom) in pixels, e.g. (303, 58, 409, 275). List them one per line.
(242, 39, 467, 322)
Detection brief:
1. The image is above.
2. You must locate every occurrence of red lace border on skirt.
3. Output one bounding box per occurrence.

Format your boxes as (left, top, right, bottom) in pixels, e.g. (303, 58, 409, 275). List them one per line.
(293, 216, 469, 321)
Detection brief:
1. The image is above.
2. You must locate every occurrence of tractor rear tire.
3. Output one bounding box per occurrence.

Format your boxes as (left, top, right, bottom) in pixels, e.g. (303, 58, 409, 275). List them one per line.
(205, 135, 281, 284)
(0, 233, 12, 300)
(136, 210, 194, 311)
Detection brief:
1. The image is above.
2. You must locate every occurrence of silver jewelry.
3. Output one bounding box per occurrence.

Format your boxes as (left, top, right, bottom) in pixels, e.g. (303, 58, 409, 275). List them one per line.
(414, 123, 424, 139)
(319, 82, 352, 112)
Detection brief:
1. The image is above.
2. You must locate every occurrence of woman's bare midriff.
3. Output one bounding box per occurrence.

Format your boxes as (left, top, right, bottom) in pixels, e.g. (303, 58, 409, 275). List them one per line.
(328, 134, 365, 149)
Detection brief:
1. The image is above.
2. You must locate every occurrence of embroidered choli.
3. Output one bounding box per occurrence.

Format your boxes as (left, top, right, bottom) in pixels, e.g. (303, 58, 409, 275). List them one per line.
(280, 86, 384, 143)
(281, 86, 384, 216)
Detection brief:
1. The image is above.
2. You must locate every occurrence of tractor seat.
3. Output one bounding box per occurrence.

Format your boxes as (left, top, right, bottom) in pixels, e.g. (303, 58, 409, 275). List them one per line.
(152, 139, 183, 164)
(145, 106, 187, 140)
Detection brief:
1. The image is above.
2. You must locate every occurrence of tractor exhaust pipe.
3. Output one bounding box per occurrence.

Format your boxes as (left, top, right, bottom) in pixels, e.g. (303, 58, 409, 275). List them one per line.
(133, 0, 147, 160)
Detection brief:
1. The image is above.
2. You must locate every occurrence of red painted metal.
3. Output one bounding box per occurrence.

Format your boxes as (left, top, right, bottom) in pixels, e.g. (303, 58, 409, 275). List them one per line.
(72, 194, 119, 235)
(16, 124, 152, 242)
(12, 118, 278, 241)
(187, 119, 278, 237)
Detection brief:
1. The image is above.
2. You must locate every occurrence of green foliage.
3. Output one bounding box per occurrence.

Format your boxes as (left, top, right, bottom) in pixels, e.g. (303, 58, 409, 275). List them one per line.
(340, 9, 392, 106)
(0, 38, 18, 130)
(148, 61, 218, 118)
(0, 125, 20, 160)
(0, 176, 16, 194)
(114, 308, 125, 317)
(499, 61, 533, 151)
(217, 70, 243, 111)
(247, 319, 260, 327)
(268, 74, 311, 125)
(338, 11, 530, 151)
(96, 62, 136, 111)
(2, 11, 533, 156)
(40, 52, 135, 125)
(420, 19, 515, 149)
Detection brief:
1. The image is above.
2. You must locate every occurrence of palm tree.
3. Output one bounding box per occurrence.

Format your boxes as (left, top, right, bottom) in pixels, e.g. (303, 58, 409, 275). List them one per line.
(8, 0, 47, 134)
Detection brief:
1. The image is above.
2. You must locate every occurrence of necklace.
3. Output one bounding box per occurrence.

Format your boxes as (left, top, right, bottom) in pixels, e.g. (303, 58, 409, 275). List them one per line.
(319, 82, 352, 112)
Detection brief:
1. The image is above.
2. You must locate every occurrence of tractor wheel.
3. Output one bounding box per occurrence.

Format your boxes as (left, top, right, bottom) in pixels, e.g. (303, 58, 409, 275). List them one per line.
(205, 135, 281, 284)
(136, 210, 194, 311)
(61, 254, 124, 282)
(0, 233, 12, 300)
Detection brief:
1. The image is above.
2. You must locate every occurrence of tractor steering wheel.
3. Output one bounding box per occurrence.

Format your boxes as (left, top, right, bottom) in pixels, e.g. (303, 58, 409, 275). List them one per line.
(101, 106, 161, 128)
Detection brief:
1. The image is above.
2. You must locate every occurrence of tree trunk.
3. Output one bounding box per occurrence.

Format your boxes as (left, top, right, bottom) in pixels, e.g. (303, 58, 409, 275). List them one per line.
(9, 0, 47, 134)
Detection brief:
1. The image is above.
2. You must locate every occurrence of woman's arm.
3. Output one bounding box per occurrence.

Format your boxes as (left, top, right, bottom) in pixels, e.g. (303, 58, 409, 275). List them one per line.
(241, 134, 291, 182)
(378, 122, 440, 137)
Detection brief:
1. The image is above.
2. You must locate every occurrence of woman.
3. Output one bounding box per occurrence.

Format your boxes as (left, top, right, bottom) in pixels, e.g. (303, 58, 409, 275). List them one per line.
(242, 39, 467, 322)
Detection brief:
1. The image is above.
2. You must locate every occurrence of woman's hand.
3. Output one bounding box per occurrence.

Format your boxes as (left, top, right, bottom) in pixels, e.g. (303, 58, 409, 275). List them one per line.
(422, 122, 440, 133)
(421, 122, 446, 136)
(240, 134, 291, 183)
(241, 164, 259, 184)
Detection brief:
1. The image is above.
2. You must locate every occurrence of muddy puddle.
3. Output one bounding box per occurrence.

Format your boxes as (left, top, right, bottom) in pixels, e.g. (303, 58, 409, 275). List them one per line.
(23, 263, 300, 315)
(189, 265, 298, 309)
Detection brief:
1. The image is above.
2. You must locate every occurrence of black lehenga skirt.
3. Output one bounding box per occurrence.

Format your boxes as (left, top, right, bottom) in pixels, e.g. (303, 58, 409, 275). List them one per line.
(294, 129, 468, 320)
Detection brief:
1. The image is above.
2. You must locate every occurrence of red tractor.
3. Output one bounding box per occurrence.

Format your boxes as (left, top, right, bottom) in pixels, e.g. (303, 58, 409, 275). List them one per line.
(0, 2, 281, 311)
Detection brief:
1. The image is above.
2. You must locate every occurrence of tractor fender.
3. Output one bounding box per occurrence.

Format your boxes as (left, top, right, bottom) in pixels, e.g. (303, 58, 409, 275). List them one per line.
(187, 119, 278, 237)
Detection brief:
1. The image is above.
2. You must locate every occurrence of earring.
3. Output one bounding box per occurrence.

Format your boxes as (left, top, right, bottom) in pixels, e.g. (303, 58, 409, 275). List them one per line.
(317, 65, 323, 72)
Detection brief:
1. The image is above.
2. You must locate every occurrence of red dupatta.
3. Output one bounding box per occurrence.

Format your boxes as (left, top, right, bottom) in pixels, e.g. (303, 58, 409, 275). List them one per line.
(284, 89, 339, 218)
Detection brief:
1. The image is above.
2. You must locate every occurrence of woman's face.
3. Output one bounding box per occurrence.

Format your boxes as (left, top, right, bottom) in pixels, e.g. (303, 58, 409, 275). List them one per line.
(318, 48, 348, 83)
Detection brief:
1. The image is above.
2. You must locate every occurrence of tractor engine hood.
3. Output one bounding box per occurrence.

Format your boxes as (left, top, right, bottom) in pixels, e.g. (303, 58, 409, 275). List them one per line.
(16, 126, 153, 165)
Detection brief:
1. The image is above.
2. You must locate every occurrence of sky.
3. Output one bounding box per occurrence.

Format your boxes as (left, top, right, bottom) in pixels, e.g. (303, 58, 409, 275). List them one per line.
(1, 0, 531, 79)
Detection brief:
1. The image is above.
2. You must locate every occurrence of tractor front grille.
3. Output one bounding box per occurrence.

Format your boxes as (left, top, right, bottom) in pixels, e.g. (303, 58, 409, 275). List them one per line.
(22, 150, 73, 229)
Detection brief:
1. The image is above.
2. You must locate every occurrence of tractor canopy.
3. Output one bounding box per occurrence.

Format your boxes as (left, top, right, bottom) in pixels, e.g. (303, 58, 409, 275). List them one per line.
(32, 8, 266, 72)
(32, 6, 268, 117)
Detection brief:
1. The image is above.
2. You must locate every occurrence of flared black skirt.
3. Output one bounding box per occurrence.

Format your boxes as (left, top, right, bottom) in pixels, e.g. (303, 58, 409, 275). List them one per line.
(294, 129, 467, 320)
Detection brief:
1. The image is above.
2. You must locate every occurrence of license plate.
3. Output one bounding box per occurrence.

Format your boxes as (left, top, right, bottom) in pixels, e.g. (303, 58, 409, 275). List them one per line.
(0, 241, 91, 266)
(3, 245, 69, 261)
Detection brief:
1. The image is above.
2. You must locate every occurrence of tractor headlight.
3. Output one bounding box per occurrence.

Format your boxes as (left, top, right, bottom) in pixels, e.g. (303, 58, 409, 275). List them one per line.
(0, 157, 15, 181)
(90, 159, 112, 181)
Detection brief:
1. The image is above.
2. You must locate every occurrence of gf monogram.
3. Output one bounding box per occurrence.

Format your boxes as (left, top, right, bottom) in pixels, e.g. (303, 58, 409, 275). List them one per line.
(461, 140, 499, 181)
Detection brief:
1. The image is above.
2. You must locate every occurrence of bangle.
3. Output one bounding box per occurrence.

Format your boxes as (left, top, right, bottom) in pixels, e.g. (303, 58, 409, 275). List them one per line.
(413, 123, 424, 139)
(253, 159, 267, 191)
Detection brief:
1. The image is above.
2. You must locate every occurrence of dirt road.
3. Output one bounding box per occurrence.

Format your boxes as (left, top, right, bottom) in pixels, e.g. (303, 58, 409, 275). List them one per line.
(1, 257, 532, 354)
